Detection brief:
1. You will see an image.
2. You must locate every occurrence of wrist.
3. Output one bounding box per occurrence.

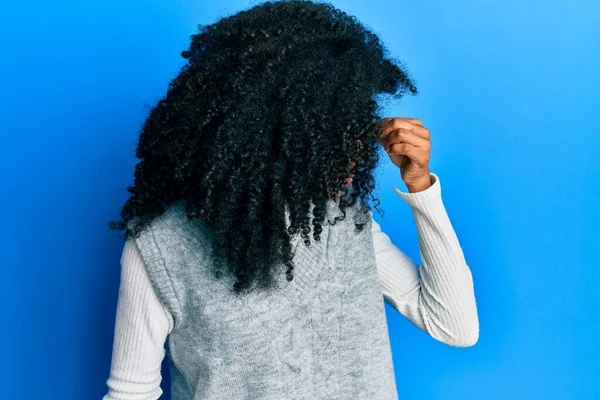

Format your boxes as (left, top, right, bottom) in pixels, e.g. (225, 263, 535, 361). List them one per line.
(405, 174, 432, 193)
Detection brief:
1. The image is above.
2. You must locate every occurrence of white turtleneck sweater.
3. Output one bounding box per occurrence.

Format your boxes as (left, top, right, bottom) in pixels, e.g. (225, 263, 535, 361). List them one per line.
(103, 172, 479, 399)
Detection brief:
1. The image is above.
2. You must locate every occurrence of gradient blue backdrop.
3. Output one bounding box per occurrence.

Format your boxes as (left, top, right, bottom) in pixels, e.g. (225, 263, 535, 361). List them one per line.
(2, 1, 598, 399)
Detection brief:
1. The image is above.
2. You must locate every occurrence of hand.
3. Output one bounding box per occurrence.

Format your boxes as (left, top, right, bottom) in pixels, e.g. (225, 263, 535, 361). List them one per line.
(376, 117, 432, 192)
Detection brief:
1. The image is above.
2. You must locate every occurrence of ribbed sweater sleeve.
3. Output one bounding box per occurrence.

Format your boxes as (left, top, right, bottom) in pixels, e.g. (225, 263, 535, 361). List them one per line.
(102, 240, 174, 400)
(373, 172, 479, 347)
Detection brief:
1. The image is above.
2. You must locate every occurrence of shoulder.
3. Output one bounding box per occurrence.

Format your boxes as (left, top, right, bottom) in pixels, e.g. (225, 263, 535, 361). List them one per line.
(129, 200, 213, 246)
(342, 198, 373, 239)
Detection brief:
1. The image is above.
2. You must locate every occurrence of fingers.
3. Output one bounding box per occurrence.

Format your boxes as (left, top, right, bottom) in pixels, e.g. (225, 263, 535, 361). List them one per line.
(408, 118, 424, 127)
(387, 142, 429, 167)
(378, 117, 430, 142)
(384, 128, 431, 153)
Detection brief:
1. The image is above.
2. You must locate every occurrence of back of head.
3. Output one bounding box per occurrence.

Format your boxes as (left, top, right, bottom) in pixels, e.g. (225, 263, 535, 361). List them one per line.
(109, 0, 418, 294)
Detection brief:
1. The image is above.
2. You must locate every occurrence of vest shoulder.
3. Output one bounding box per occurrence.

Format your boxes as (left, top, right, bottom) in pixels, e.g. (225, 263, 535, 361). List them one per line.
(152, 200, 210, 233)
(128, 201, 214, 329)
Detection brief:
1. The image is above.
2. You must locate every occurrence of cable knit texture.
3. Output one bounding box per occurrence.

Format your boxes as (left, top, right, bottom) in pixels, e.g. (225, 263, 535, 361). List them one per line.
(103, 172, 479, 400)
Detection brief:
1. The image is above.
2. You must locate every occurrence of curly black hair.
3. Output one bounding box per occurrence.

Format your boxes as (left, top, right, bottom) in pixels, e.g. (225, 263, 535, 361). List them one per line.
(108, 0, 418, 296)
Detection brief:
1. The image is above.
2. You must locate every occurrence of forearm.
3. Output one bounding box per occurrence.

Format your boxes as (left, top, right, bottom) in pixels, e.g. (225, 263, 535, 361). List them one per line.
(393, 173, 479, 346)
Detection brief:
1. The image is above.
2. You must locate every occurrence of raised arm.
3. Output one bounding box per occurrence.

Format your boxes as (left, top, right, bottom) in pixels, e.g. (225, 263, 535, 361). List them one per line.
(372, 172, 479, 347)
(103, 240, 174, 400)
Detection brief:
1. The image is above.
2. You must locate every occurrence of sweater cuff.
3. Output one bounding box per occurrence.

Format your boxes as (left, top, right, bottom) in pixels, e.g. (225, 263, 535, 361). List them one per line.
(392, 172, 442, 210)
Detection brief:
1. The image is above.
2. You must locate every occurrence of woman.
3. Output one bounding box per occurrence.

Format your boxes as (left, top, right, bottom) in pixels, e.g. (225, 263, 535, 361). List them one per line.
(103, 1, 479, 399)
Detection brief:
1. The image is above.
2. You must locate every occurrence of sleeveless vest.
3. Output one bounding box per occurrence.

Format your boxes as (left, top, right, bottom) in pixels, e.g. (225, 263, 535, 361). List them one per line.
(132, 199, 399, 399)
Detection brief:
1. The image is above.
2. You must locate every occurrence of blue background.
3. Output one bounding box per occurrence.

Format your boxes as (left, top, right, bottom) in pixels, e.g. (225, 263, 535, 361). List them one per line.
(2, 0, 598, 399)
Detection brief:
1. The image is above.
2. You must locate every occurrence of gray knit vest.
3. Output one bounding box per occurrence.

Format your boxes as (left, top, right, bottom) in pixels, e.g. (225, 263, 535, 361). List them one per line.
(132, 199, 398, 399)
